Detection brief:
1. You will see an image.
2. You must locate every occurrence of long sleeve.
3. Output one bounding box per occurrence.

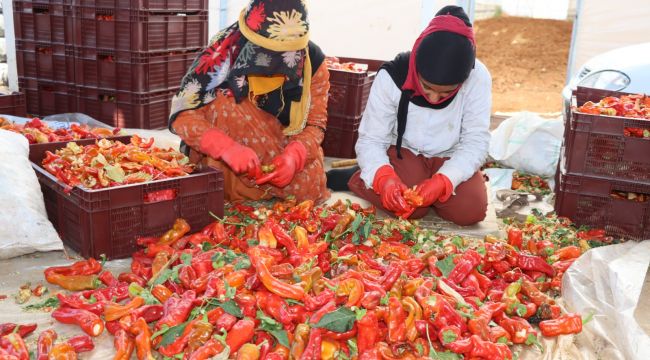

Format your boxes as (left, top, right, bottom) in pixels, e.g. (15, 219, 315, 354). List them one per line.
(355, 70, 400, 188)
(171, 105, 216, 151)
(437, 65, 492, 189)
(289, 63, 330, 162)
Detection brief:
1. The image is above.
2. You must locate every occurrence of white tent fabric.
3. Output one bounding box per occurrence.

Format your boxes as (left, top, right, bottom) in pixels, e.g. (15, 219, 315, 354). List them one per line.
(568, 0, 650, 76)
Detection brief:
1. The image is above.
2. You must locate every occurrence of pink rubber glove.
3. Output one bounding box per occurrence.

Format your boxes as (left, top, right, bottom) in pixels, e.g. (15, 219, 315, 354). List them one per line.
(256, 141, 307, 188)
(200, 128, 261, 178)
(415, 173, 453, 207)
(372, 165, 414, 218)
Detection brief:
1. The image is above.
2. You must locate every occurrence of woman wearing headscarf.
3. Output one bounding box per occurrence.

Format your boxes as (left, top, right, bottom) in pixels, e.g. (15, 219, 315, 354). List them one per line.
(349, 6, 491, 225)
(169, 0, 330, 203)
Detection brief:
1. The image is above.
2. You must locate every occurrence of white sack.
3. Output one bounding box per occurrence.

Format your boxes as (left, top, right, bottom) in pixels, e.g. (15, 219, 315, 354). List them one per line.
(489, 112, 564, 177)
(0, 130, 63, 259)
(563, 241, 650, 360)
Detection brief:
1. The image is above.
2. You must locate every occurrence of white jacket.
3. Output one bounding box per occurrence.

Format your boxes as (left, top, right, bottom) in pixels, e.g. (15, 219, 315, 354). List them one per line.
(355, 60, 492, 189)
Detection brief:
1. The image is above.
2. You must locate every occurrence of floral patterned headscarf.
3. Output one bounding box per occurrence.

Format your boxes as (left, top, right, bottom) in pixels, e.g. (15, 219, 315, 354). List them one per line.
(170, 0, 312, 135)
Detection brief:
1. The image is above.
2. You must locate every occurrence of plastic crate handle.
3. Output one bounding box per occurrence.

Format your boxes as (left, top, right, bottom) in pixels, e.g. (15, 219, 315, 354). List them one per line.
(144, 189, 178, 204)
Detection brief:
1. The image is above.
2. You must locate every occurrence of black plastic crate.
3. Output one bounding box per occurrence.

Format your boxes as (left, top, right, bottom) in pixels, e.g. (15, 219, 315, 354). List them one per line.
(0, 92, 28, 117)
(73, 8, 208, 52)
(76, 86, 177, 129)
(322, 115, 362, 159)
(29, 136, 225, 259)
(20, 77, 78, 116)
(13, 1, 74, 44)
(74, 47, 198, 92)
(564, 87, 650, 184)
(16, 40, 76, 83)
(74, 0, 207, 12)
(556, 171, 650, 241)
(327, 57, 383, 119)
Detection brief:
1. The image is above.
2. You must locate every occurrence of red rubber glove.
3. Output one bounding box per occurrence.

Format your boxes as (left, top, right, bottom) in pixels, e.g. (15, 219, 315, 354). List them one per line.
(372, 165, 414, 218)
(256, 141, 307, 188)
(415, 173, 453, 207)
(200, 128, 261, 178)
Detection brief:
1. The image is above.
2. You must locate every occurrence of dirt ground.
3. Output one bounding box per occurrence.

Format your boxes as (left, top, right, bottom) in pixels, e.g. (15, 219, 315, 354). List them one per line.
(475, 16, 573, 114)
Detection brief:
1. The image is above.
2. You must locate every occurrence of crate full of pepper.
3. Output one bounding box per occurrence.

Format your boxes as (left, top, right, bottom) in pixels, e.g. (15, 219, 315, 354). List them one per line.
(8, 200, 606, 359)
(563, 87, 650, 184)
(0, 116, 122, 145)
(29, 135, 224, 259)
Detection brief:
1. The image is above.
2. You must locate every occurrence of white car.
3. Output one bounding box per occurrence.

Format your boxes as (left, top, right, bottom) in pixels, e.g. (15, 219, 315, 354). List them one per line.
(562, 42, 650, 110)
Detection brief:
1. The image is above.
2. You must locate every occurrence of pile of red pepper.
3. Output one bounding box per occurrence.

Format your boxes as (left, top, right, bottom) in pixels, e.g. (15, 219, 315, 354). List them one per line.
(0, 117, 121, 144)
(577, 94, 650, 119)
(11, 200, 596, 359)
(41, 136, 194, 189)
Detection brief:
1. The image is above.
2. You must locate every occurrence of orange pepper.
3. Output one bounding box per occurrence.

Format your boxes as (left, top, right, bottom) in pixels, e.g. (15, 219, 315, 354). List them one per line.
(104, 297, 145, 322)
(151, 284, 173, 303)
(258, 225, 278, 248)
(158, 219, 191, 246)
(236, 343, 261, 360)
(128, 318, 155, 360)
(336, 278, 364, 307)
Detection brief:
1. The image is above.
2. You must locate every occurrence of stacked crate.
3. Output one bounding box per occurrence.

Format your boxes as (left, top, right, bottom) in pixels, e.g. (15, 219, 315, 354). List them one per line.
(14, 0, 208, 128)
(555, 86, 650, 240)
(13, 0, 77, 116)
(324, 57, 384, 158)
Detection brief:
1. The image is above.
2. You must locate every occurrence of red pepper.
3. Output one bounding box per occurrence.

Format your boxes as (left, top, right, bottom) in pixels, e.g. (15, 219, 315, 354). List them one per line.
(380, 264, 402, 290)
(2, 324, 37, 339)
(248, 248, 305, 301)
(507, 228, 523, 249)
(118, 273, 147, 287)
(469, 335, 513, 360)
(447, 250, 482, 284)
(517, 254, 555, 276)
(156, 291, 196, 331)
(113, 329, 135, 360)
(309, 301, 337, 324)
(322, 326, 357, 340)
(158, 319, 197, 357)
(51, 307, 104, 337)
(539, 313, 583, 337)
(57, 293, 104, 315)
(235, 293, 258, 318)
(44, 258, 102, 279)
(131, 305, 164, 323)
(215, 312, 238, 332)
(36, 329, 57, 360)
(357, 310, 379, 354)
(129, 317, 155, 360)
(99, 271, 119, 286)
(188, 338, 226, 360)
(226, 318, 256, 353)
(468, 302, 506, 340)
(304, 290, 335, 312)
(66, 335, 94, 353)
(179, 265, 197, 289)
(0, 333, 29, 360)
(498, 315, 537, 344)
(387, 297, 407, 343)
(300, 328, 322, 360)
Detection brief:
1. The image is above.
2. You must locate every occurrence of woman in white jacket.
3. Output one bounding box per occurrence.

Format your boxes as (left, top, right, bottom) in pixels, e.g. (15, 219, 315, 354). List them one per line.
(348, 6, 492, 225)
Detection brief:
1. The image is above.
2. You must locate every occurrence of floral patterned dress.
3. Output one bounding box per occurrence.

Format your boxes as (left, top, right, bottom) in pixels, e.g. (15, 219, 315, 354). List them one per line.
(172, 63, 331, 204)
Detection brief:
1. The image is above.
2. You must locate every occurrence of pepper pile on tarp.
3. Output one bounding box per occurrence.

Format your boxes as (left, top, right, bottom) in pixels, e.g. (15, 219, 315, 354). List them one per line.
(4, 200, 608, 359)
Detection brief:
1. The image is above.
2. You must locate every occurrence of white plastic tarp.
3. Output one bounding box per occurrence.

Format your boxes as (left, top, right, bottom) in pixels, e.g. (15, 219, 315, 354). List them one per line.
(563, 241, 650, 360)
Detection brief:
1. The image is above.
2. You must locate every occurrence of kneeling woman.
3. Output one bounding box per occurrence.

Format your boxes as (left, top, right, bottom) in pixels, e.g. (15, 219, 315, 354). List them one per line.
(349, 6, 491, 225)
(169, 0, 330, 203)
